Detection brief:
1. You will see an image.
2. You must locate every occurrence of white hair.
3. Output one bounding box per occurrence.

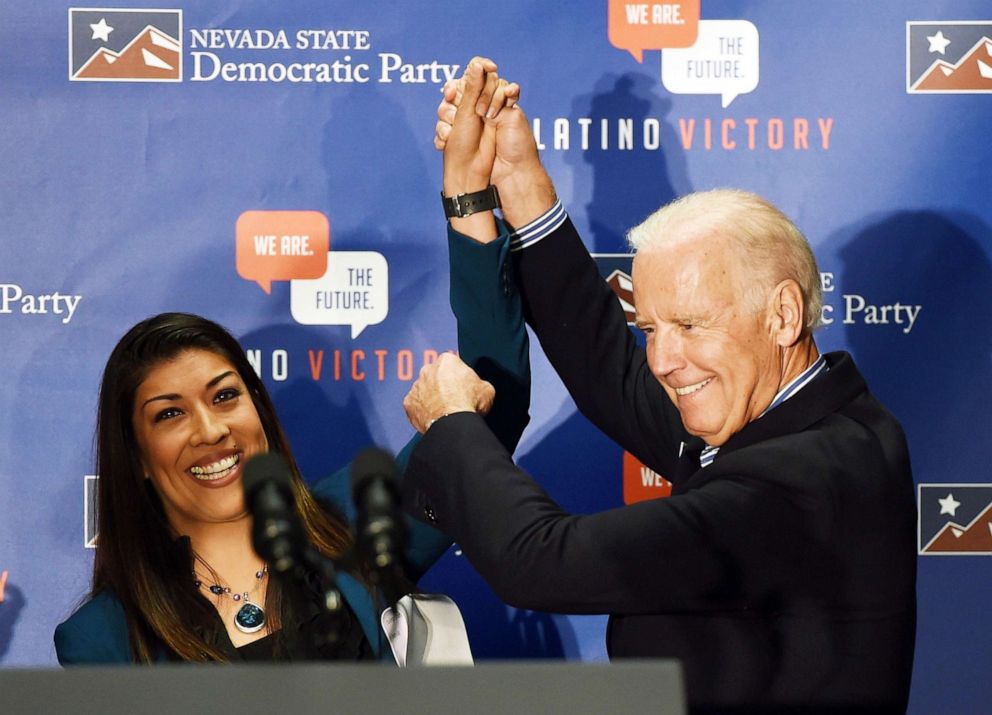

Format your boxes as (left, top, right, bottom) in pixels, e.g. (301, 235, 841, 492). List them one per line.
(626, 189, 822, 333)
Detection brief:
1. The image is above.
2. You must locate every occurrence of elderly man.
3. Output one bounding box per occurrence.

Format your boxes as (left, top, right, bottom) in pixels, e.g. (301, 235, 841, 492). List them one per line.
(404, 60, 916, 712)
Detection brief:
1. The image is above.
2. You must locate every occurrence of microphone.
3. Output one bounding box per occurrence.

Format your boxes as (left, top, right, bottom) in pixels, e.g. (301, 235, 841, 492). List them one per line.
(242, 452, 344, 645)
(243, 452, 306, 574)
(351, 447, 407, 607)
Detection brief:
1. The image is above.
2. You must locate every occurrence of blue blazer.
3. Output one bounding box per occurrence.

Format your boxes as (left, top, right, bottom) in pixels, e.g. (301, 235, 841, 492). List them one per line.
(55, 226, 531, 664)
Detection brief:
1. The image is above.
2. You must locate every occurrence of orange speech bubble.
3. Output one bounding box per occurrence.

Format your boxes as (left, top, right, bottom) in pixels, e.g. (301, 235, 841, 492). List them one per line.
(236, 211, 330, 294)
(608, 0, 700, 63)
(623, 450, 672, 505)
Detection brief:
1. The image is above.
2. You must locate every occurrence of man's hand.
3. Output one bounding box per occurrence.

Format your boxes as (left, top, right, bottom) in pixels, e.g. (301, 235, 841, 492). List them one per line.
(436, 63, 555, 227)
(403, 353, 495, 434)
(0, 570, 8, 604)
(441, 57, 519, 243)
(435, 74, 519, 185)
(442, 57, 509, 197)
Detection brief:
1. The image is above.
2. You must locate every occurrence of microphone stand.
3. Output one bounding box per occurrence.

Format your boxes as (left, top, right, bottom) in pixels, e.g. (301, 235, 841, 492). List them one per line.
(299, 545, 344, 650)
(243, 453, 345, 651)
(251, 501, 345, 649)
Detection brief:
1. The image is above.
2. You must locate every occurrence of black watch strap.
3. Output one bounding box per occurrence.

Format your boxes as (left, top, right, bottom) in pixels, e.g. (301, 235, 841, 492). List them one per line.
(441, 185, 501, 219)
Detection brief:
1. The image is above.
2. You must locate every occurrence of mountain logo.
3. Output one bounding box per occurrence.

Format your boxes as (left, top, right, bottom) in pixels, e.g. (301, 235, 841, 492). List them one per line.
(69, 8, 182, 82)
(593, 253, 636, 325)
(907, 21, 992, 93)
(918, 483, 992, 555)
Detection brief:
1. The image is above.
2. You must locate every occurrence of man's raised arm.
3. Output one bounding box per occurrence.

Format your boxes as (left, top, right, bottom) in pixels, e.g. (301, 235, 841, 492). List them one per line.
(438, 63, 684, 473)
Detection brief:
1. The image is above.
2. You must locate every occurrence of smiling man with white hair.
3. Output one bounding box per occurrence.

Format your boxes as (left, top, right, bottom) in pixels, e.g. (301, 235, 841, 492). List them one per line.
(628, 188, 824, 452)
(402, 58, 917, 713)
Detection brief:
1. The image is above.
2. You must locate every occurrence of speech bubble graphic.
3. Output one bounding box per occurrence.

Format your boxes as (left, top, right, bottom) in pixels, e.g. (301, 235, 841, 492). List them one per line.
(236, 210, 330, 294)
(290, 251, 388, 338)
(608, 0, 700, 63)
(661, 20, 759, 108)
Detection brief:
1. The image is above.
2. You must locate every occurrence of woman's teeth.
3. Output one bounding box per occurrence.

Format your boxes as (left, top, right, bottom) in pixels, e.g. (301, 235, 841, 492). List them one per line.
(190, 454, 239, 481)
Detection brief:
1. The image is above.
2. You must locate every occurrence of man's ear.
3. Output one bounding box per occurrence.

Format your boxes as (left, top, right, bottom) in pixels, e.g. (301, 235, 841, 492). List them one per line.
(768, 279, 805, 348)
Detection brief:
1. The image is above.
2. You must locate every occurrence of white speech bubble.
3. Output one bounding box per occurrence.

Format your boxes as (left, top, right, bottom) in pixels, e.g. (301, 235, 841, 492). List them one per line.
(661, 20, 759, 108)
(290, 251, 388, 338)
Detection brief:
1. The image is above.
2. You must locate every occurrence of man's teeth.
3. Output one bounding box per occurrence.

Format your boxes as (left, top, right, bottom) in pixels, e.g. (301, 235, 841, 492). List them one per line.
(190, 454, 240, 480)
(675, 378, 712, 396)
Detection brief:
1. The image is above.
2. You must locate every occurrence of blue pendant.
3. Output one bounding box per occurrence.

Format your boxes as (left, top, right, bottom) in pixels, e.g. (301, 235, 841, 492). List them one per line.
(235, 601, 266, 634)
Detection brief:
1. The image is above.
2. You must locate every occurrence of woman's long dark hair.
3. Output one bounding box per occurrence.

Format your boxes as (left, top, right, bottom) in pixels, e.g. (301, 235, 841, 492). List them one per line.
(92, 312, 353, 662)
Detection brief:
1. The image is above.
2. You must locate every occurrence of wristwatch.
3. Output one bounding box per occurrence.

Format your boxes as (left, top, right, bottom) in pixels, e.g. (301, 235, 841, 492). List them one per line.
(441, 185, 501, 219)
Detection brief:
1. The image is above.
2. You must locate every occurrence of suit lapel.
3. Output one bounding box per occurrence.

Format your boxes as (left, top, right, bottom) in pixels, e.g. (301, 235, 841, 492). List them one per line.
(716, 351, 864, 459)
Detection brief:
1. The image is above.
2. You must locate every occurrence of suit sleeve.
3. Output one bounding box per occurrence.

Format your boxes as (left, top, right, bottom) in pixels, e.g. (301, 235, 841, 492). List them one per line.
(405, 412, 829, 614)
(448, 219, 530, 453)
(511, 215, 687, 476)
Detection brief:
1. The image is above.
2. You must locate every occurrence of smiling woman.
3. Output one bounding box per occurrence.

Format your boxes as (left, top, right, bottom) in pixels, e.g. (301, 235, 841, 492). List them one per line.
(132, 350, 271, 535)
(52, 313, 483, 663)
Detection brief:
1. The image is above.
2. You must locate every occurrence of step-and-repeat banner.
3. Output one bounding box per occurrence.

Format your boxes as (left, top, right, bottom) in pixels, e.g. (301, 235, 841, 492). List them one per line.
(1, 2, 989, 711)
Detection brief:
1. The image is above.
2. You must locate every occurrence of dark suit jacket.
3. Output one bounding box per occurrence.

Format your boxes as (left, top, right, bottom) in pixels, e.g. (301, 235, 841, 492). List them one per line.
(405, 218, 917, 712)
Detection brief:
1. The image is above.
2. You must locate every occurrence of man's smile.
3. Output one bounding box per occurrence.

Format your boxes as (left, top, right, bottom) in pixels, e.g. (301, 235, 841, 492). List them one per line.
(674, 377, 713, 397)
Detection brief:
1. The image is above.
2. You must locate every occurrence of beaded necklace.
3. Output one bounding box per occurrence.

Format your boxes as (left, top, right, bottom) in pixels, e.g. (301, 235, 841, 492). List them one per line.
(193, 555, 269, 634)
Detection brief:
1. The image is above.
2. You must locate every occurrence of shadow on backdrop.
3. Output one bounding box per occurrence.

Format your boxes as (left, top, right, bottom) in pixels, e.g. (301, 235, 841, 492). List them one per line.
(320, 82, 436, 235)
(829, 210, 992, 715)
(237, 323, 379, 484)
(832, 211, 992, 484)
(567, 72, 690, 251)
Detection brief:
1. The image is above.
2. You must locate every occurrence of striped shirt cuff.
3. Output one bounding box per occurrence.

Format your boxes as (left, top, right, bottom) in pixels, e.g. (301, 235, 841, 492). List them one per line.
(508, 200, 568, 252)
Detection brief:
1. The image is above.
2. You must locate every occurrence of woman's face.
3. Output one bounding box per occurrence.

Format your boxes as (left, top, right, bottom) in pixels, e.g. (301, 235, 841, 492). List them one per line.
(132, 349, 269, 533)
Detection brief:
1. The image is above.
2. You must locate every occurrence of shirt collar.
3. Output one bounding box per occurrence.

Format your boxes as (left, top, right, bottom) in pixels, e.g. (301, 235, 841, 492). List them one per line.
(759, 354, 828, 418)
(699, 355, 828, 468)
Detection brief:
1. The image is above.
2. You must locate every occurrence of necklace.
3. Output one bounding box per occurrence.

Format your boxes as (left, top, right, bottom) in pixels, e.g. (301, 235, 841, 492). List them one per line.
(193, 556, 268, 635)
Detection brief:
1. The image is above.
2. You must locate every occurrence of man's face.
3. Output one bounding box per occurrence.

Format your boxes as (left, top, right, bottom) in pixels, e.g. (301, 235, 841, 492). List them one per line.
(632, 234, 782, 446)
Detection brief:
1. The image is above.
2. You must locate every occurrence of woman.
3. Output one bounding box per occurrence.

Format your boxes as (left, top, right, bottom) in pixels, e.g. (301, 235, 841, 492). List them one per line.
(55, 308, 527, 663)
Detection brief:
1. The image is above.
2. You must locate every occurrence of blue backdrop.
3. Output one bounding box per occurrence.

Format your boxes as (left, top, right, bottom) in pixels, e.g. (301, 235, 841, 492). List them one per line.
(1, 2, 990, 712)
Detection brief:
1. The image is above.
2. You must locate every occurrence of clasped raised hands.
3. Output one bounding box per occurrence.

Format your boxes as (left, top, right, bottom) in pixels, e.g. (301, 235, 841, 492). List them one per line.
(438, 56, 555, 229)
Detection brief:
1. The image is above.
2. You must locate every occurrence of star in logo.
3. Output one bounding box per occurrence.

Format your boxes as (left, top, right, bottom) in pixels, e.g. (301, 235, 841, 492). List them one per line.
(90, 18, 114, 43)
(926, 30, 951, 55)
(938, 492, 961, 517)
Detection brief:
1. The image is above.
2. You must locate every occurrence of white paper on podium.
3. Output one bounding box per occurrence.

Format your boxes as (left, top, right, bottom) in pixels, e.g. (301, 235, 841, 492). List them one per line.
(381, 593, 474, 667)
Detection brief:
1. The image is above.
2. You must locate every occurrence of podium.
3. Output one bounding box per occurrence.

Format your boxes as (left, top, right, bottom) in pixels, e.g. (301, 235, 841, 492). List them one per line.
(3, 661, 685, 714)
